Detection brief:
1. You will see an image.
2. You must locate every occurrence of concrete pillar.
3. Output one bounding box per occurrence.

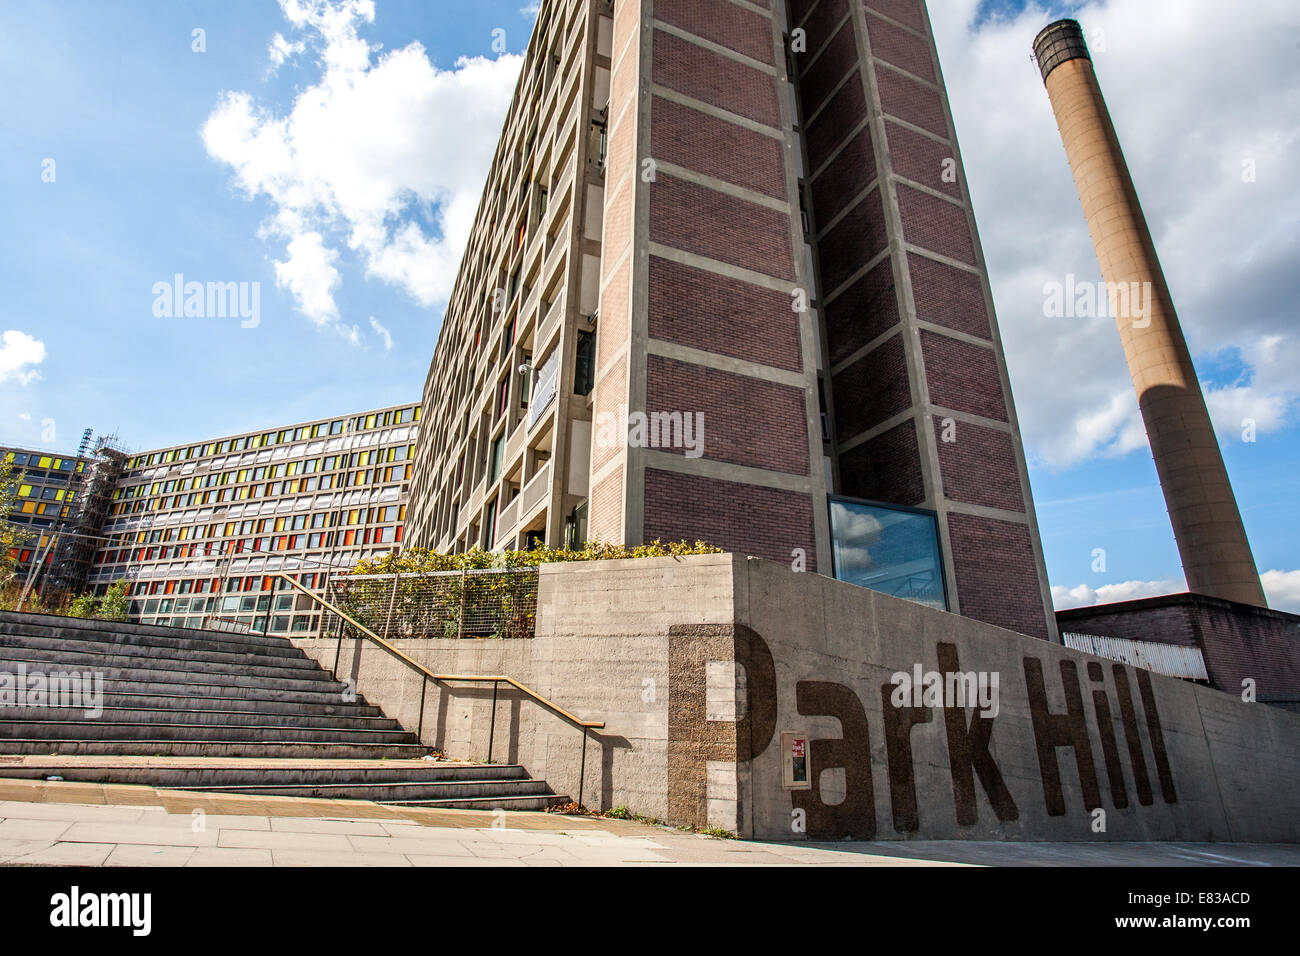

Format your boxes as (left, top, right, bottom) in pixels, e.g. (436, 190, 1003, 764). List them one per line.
(1033, 19, 1265, 607)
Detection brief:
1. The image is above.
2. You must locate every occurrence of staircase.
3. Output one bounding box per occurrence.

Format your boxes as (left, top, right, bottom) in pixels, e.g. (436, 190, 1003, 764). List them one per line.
(0, 611, 567, 811)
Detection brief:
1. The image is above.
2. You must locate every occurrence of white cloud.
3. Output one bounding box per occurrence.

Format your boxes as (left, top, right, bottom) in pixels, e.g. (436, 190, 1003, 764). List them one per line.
(0, 330, 46, 386)
(1052, 576, 1188, 609)
(1261, 569, 1300, 614)
(930, 0, 1300, 470)
(274, 232, 341, 326)
(368, 315, 393, 350)
(268, 33, 306, 72)
(202, 0, 523, 341)
(1054, 570, 1300, 613)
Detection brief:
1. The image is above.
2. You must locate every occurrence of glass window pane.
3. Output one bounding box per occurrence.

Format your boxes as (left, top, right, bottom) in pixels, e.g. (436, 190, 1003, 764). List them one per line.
(828, 498, 947, 611)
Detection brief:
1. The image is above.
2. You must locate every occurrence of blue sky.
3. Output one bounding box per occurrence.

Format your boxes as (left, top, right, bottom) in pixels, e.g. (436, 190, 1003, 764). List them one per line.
(1, 0, 1296, 608)
(0, 0, 529, 445)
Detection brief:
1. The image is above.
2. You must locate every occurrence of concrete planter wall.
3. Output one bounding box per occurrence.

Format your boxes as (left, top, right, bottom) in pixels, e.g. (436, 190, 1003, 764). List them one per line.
(296, 554, 1300, 842)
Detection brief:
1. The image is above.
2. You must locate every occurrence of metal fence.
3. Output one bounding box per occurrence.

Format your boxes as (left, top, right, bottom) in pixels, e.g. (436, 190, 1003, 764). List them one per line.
(1061, 631, 1209, 681)
(327, 568, 539, 640)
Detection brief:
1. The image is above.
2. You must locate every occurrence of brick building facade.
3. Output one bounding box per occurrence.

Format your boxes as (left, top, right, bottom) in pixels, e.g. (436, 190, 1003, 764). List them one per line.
(406, 0, 1058, 640)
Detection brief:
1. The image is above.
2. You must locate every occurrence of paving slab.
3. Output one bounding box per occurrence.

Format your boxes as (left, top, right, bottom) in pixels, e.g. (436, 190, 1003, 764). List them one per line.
(0, 786, 1295, 867)
(7, 841, 115, 866)
(104, 844, 198, 867)
(186, 847, 275, 867)
(59, 822, 220, 848)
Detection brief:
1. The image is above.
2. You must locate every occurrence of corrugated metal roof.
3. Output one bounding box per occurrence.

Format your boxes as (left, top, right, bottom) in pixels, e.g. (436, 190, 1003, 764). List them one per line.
(1062, 632, 1209, 681)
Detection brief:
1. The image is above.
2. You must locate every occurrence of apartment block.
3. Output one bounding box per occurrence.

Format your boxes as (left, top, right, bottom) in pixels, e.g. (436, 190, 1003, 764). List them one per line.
(1, 447, 89, 584)
(407, 0, 1057, 640)
(3, 404, 419, 636)
(404, 0, 613, 555)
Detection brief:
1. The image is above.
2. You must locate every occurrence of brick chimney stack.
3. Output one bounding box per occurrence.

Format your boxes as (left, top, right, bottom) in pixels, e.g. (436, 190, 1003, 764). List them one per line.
(1033, 19, 1266, 607)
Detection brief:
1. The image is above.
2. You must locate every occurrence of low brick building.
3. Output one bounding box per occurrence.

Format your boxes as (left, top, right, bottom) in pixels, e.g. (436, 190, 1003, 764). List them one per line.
(1058, 594, 1300, 708)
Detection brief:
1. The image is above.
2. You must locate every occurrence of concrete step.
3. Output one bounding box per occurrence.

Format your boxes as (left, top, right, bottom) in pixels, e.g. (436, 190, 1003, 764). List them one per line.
(85, 676, 367, 708)
(0, 705, 402, 732)
(168, 778, 555, 802)
(0, 719, 417, 745)
(72, 691, 385, 718)
(381, 793, 568, 811)
(0, 655, 343, 694)
(0, 739, 430, 759)
(0, 760, 524, 788)
(0, 646, 333, 683)
(0, 612, 565, 810)
(0, 610, 299, 653)
(0, 619, 310, 662)
(0, 631, 320, 673)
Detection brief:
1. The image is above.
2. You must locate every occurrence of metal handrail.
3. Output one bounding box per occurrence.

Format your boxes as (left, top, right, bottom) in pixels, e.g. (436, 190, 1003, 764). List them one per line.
(272, 572, 603, 806)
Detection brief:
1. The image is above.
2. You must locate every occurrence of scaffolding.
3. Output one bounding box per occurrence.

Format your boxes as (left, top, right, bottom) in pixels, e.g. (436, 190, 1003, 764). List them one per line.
(24, 431, 129, 602)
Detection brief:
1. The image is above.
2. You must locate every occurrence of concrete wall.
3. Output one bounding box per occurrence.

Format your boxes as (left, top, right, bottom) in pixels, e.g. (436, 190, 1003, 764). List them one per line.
(300, 554, 1300, 843)
(731, 558, 1299, 841)
(294, 554, 737, 818)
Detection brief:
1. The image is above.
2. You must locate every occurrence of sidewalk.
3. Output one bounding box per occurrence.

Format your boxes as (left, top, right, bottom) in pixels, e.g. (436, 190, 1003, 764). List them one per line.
(0, 778, 1295, 866)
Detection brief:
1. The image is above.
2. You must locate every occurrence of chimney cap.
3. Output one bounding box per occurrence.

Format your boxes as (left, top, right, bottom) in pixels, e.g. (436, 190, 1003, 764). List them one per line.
(1032, 19, 1090, 84)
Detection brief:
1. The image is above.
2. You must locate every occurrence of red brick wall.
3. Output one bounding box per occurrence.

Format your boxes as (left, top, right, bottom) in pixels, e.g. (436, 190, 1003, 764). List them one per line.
(920, 331, 1008, 422)
(947, 512, 1050, 640)
(805, 75, 867, 165)
(817, 186, 889, 292)
(652, 29, 780, 126)
(796, 0, 849, 46)
(896, 184, 975, 265)
(649, 175, 795, 280)
(646, 354, 810, 475)
(838, 421, 924, 505)
(886, 121, 960, 197)
(647, 256, 802, 371)
(864, 0, 926, 32)
(909, 254, 991, 339)
(592, 355, 627, 474)
(874, 66, 948, 137)
(822, 257, 898, 365)
(654, 0, 775, 63)
(651, 95, 787, 199)
(831, 332, 912, 440)
(798, 22, 858, 112)
(865, 11, 934, 81)
(644, 468, 817, 569)
(934, 419, 1025, 513)
(589, 466, 624, 545)
(810, 125, 874, 223)
(598, 258, 630, 370)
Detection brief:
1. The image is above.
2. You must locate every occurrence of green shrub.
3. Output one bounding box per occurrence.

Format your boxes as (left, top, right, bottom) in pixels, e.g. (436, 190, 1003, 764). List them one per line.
(67, 593, 98, 619)
(340, 540, 723, 640)
(96, 581, 130, 622)
(349, 539, 723, 577)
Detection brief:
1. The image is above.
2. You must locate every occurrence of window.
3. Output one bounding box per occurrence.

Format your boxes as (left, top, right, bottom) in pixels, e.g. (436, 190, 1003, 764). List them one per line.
(482, 497, 498, 549)
(565, 500, 588, 550)
(828, 498, 947, 611)
(574, 330, 595, 396)
(489, 435, 504, 484)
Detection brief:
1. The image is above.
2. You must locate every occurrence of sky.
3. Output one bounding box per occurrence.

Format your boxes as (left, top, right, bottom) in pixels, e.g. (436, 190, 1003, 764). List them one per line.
(0, 0, 1296, 610)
